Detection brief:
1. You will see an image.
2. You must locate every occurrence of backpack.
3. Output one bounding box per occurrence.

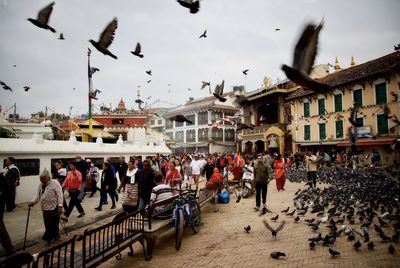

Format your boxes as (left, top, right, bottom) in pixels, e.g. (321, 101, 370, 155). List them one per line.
(218, 190, 230, 203)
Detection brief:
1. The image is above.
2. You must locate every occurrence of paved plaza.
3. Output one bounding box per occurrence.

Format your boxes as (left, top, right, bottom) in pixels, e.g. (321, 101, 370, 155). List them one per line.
(2, 179, 399, 267)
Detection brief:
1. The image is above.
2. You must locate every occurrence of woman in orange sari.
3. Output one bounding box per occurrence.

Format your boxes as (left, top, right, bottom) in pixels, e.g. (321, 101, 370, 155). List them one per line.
(273, 153, 286, 191)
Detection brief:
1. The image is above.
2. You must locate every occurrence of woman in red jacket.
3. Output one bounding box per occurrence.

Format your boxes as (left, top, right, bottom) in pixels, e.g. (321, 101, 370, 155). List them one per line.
(273, 154, 286, 191)
(61, 162, 85, 221)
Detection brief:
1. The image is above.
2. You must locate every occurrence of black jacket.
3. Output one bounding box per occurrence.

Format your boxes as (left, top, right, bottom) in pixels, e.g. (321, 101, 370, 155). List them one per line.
(136, 169, 156, 201)
(100, 167, 117, 191)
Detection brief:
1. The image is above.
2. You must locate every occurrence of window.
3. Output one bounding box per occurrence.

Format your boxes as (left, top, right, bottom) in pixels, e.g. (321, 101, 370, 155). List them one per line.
(175, 121, 183, 127)
(157, 119, 162, 125)
(150, 120, 155, 125)
(375, 82, 387, 104)
(377, 114, 388, 134)
(335, 120, 343, 138)
(7, 158, 40, 176)
(175, 131, 184, 142)
(334, 94, 342, 112)
(112, 119, 124, 125)
(198, 111, 208, 125)
(319, 123, 326, 140)
(353, 89, 363, 107)
(303, 102, 310, 117)
(355, 117, 364, 127)
(186, 129, 196, 142)
(166, 119, 173, 129)
(198, 128, 209, 141)
(212, 128, 223, 141)
(318, 98, 325, 115)
(225, 129, 235, 141)
(304, 125, 310, 140)
(186, 115, 195, 126)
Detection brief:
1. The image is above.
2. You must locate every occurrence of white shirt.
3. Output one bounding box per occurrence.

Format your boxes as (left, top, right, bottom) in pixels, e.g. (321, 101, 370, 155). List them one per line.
(191, 159, 203, 175)
(126, 168, 138, 184)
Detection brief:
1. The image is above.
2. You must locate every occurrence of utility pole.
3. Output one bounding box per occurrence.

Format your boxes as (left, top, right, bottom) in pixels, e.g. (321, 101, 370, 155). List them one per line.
(87, 48, 93, 137)
(13, 103, 16, 123)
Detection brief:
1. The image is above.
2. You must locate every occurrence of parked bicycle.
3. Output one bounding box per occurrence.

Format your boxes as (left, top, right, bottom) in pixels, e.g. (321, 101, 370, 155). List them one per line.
(173, 189, 201, 250)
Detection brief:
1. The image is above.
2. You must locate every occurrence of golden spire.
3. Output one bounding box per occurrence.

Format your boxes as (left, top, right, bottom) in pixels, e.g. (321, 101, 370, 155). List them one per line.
(334, 57, 341, 72)
(350, 56, 355, 66)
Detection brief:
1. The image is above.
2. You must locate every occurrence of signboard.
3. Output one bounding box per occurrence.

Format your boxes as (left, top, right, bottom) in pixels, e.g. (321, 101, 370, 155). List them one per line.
(355, 126, 372, 138)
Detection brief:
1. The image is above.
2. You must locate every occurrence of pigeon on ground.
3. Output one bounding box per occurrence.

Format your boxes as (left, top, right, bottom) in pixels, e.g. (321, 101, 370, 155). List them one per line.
(213, 80, 226, 102)
(146, 70, 152, 76)
(309, 241, 316, 249)
(131, 42, 143, 58)
(199, 29, 207, 38)
(23, 86, 30, 92)
(388, 244, 395, 254)
(294, 216, 300, 222)
(177, 0, 200, 14)
(242, 69, 249, 75)
(353, 240, 361, 251)
(244, 225, 251, 233)
(281, 20, 330, 93)
(328, 248, 340, 257)
(263, 219, 286, 238)
(271, 215, 279, 221)
(58, 33, 64, 40)
(367, 241, 374, 250)
(89, 18, 118, 59)
(1, 81, 12, 91)
(170, 115, 192, 124)
(281, 207, 290, 213)
(270, 251, 286, 259)
(287, 209, 296, 216)
(27, 2, 56, 33)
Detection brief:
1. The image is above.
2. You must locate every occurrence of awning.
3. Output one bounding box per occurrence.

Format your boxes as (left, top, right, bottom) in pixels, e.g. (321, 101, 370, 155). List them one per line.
(298, 142, 338, 146)
(337, 138, 395, 147)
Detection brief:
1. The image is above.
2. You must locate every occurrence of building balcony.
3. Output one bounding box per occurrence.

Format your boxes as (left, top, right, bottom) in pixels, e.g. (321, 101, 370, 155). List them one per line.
(240, 123, 287, 136)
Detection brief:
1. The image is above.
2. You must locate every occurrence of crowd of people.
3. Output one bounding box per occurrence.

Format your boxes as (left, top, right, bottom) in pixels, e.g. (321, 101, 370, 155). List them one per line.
(0, 148, 396, 256)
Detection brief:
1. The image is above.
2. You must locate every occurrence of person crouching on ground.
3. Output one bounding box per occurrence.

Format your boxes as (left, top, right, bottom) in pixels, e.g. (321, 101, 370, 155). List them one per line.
(29, 169, 63, 245)
(205, 168, 223, 191)
(61, 162, 85, 221)
(254, 155, 272, 212)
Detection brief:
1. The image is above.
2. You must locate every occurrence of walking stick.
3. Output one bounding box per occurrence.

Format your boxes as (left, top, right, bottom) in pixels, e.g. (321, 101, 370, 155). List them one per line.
(60, 218, 68, 236)
(23, 206, 31, 250)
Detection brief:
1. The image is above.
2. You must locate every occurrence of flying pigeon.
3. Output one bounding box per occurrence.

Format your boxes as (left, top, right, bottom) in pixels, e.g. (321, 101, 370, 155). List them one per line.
(23, 86, 30, 92)
(199, 29, 207, 38)
(146, 70, 152, 76)
(135, 98, 144, 110)
(89, 89, 101, 100)
(146, 96, 151, 99)
(201, 81, 210, 90)
(12, 65, 16, 67)
(89, 18, 118, 59)
(187, 88, 192, 91)
(242, 69, 249, 75)
(263, 219, 286, 238)
(177, 0, 200, 14)
(58, 33, 64, 40)
(27, 2, 56, 33)
(275, 28, 281, 31)
(147, 80, 151, 83)
(1, 81, 12, 91)
(395, 43, 400, 51)
(281, 20, 330, 93)
(170, 115, 192, 124)
(213, 80, 226, 102)
(131, 42, 143, 58)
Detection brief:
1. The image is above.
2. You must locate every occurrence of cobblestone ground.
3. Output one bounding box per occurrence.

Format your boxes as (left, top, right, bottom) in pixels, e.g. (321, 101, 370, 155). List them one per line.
(102, 181, 399, 268)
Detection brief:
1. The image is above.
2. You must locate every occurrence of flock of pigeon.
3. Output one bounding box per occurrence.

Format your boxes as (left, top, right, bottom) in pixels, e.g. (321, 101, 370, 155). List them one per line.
(244, 165, 399, 260)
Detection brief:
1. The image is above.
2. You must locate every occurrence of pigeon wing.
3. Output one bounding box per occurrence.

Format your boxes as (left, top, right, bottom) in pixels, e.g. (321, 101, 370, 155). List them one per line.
(263, 220, 275, 233)
(135, 42, 142, 53)
(292, 22, 323, 74)
(275, 220, 286, 232)
(37, 2, 55, 25)
(214, 80, 224, 95)
(0, 81, 6, 86)
(98, 18, 118, 48)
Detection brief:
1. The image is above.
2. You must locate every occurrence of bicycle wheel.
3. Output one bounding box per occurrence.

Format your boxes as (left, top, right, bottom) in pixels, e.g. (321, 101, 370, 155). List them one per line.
(190, 201, 201, 234)
(175, 209, 184, 250)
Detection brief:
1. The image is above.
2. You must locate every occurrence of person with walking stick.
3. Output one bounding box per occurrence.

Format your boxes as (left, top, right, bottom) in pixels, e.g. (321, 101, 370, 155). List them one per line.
(28, 169, 64, 245)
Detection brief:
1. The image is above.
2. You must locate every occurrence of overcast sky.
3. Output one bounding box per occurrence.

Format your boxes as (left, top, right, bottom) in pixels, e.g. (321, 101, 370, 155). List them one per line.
(0, 0, 399, 117)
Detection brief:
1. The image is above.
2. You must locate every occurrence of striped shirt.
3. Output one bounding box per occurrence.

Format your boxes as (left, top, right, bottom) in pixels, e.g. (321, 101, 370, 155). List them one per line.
(150, 184, 173, 203)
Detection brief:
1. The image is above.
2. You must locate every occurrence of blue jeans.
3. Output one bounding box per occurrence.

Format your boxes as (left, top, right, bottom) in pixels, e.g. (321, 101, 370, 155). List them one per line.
(139, 197, 150, 211)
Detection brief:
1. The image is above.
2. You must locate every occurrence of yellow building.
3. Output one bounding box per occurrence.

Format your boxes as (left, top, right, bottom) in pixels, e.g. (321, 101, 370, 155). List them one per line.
(286, 51, 400, 165)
